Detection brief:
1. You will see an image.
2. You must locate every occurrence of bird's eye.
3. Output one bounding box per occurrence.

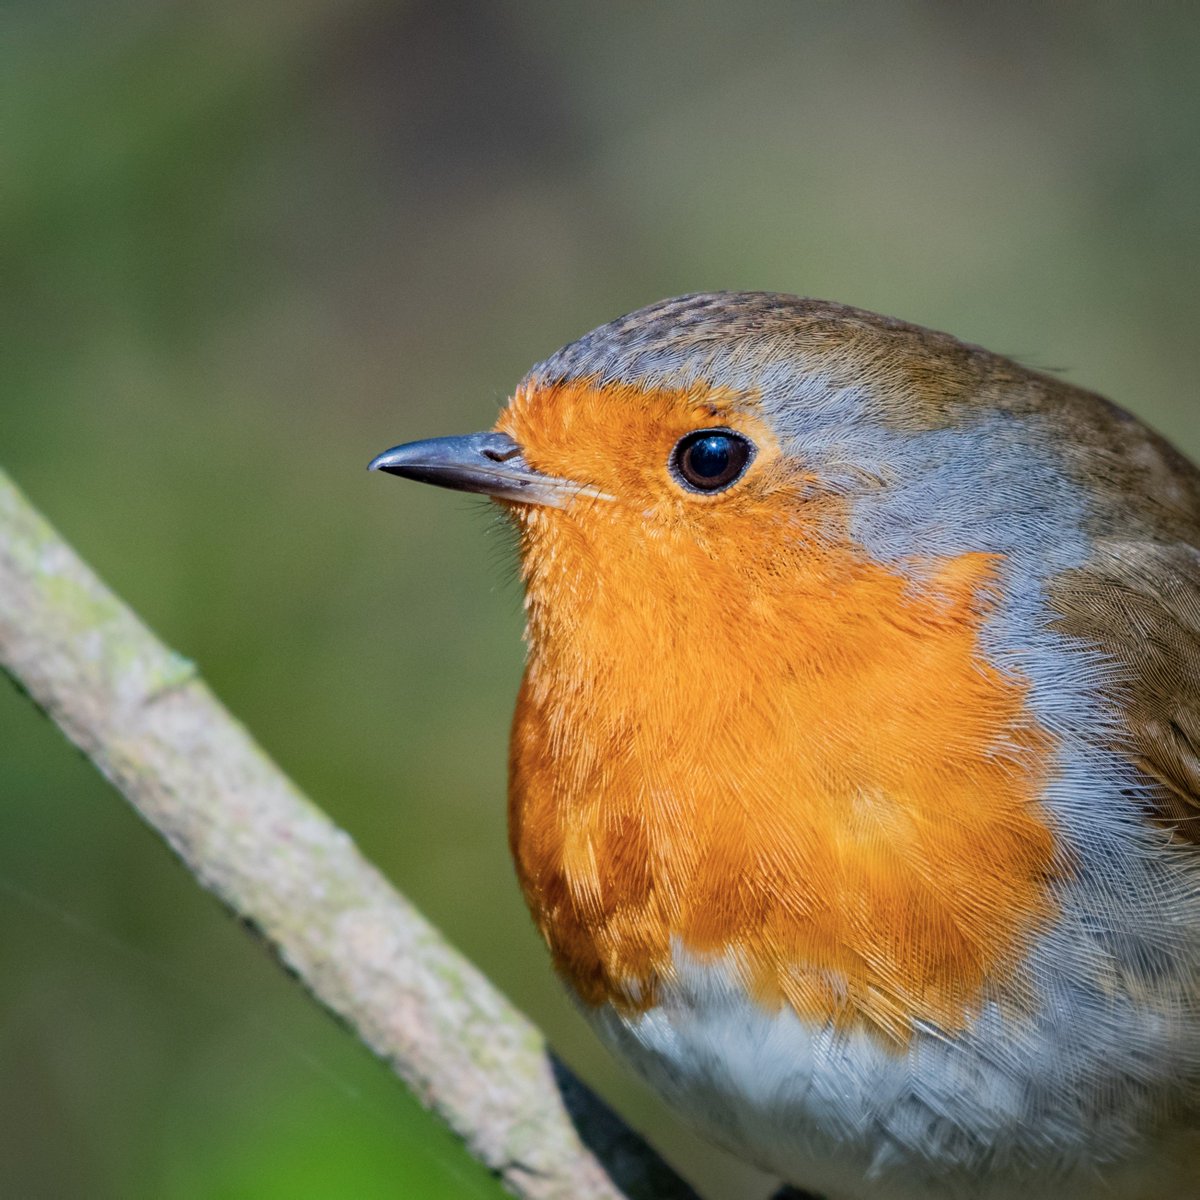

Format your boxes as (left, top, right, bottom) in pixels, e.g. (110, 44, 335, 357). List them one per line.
(670, 428, 756, 493)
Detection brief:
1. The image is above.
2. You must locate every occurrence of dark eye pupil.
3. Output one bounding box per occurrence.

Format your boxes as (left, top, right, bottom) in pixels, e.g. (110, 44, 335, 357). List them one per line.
(688, 437, 731, 479)
(672, 428, 755, 492)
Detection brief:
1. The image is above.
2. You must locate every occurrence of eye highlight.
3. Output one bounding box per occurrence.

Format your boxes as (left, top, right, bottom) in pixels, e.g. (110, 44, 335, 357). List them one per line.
(670, 428, 756, 493)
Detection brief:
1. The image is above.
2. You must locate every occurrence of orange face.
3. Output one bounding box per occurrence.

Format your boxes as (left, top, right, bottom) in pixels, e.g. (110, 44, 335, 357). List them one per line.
(498, 377, 1061, 1043)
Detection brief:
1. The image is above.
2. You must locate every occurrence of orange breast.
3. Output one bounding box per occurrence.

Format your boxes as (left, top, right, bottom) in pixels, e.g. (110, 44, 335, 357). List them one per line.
(503, 381, 1060, 1042)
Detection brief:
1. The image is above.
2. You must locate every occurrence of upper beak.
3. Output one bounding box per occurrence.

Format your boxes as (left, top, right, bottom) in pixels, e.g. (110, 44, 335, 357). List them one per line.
(368, 431, 611, 508)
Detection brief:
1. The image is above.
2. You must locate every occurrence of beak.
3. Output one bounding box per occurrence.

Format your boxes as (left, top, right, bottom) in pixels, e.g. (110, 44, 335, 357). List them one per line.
(368, 431, 611, 508)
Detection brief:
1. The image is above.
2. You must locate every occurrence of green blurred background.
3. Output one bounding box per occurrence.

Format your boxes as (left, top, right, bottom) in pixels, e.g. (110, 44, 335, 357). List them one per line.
(2, 3, 1198, 1197)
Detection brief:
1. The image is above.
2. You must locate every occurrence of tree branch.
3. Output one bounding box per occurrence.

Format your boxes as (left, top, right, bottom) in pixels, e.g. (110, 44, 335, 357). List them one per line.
(0, 465, 701, 1200)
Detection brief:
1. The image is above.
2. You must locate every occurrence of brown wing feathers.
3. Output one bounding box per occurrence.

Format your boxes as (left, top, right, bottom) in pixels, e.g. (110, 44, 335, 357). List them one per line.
(1048, 402, 1200, 841)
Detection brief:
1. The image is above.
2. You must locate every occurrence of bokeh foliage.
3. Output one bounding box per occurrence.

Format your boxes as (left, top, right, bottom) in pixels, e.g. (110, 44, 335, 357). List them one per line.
(2, 3, 1198, 1197)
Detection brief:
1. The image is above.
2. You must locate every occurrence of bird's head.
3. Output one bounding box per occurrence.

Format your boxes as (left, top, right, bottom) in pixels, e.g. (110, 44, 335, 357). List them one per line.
(371, 292, 1079, 669)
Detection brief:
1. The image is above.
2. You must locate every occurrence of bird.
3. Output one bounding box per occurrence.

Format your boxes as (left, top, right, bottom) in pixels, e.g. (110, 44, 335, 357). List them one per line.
(369, 292, 1200, 1200)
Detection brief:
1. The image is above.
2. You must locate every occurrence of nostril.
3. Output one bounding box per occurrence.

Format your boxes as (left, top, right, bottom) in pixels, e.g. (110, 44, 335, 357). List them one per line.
(481, 434, 524, 463)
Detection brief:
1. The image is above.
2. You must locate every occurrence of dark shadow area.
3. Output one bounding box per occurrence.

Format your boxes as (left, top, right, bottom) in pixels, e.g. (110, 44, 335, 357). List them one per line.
(549, 1051, 703, 1200)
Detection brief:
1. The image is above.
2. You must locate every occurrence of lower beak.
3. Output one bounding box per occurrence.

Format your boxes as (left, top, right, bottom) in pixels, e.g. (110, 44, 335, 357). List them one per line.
(368, 431, 610, 508)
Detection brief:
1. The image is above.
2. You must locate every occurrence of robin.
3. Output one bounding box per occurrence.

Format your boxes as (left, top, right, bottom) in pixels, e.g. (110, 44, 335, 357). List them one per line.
(370, 293, 1200, 1200)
